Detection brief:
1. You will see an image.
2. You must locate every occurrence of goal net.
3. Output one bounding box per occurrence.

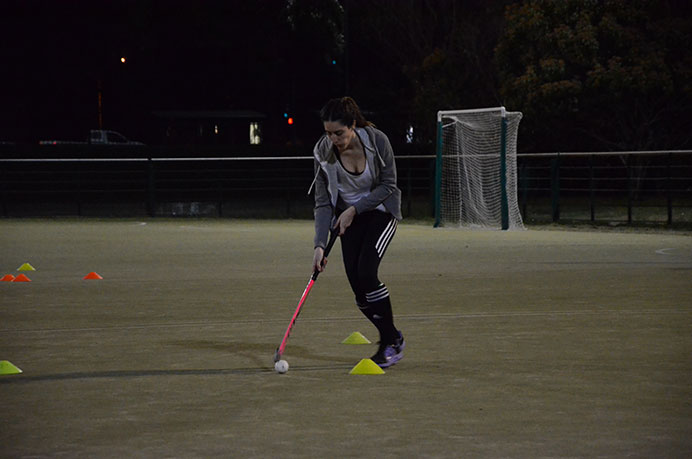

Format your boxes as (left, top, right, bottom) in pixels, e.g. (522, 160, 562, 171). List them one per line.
(434, 107, 524, 230)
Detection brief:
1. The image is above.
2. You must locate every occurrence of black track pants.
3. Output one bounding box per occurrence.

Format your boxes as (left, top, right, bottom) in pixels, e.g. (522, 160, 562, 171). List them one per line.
(340, 210, 399, 344)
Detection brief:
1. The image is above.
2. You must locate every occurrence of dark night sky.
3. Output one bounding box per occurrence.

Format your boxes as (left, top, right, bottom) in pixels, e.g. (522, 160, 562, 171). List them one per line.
(1, 1, 351, 144)
(4, 1, 692, 152)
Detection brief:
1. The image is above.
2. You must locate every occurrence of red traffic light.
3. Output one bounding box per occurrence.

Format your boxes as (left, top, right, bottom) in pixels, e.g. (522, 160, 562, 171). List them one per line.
(287, 117, 294, 125)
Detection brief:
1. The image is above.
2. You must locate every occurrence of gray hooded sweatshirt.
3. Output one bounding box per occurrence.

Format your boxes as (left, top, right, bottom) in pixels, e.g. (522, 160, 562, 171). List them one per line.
(308, 125, 402, 249)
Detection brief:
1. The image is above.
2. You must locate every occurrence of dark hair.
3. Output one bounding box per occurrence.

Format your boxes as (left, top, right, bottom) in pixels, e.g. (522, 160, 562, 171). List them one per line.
(319, 97, 374, 128)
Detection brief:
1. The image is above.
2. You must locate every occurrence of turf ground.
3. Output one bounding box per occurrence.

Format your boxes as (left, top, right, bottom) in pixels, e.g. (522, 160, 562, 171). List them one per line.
(1, 219, 691, 458)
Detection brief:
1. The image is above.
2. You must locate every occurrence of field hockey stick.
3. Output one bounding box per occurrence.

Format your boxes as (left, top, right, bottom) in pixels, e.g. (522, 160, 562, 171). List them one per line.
(273, 228, 339, 363)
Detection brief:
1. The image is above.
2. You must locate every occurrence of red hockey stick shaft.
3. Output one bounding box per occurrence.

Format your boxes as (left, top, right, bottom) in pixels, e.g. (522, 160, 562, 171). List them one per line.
(274, 229, 338, 362)
(276, 277, 315, 358)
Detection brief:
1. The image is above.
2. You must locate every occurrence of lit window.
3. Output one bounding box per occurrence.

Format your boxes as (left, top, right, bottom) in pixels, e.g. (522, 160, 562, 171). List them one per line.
(250, 122, 262, 145)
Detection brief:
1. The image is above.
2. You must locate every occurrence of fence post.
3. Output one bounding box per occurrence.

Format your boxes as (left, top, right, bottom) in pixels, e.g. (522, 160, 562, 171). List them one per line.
(429, 159, 436, 219)
(589, 154, 595, 222)
(627, 155, 633, 224)
(217, 179, 223, 217)
(286, 175, 291, 218)
(519, 162, 528, 221)
(406, 161, 412, 218)
(76, 167, 82, 216)
(0, 164, 7, 217)
(667, 152, 673, 225)
(550, 153, 560, 222)
(147, 158, 156, 217)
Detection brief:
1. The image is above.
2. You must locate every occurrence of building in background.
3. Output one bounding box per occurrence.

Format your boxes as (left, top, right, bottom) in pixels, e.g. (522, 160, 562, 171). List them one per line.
(153, 110, 266, 146)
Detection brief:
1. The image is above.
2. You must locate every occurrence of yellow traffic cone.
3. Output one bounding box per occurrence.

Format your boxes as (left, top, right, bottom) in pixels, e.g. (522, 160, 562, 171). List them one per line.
(349, 359, 385, 375)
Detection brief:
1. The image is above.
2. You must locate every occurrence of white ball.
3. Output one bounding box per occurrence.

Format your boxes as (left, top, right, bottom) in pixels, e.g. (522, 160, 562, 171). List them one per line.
(274, 359, 289, 374)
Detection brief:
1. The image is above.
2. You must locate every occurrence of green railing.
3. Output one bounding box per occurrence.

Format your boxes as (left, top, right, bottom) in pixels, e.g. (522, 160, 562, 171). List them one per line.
(1, 149, 690, 226)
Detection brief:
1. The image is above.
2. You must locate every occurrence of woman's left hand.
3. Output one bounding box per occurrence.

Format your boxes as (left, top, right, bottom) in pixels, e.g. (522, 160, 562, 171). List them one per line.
(334, 206, 356, 235)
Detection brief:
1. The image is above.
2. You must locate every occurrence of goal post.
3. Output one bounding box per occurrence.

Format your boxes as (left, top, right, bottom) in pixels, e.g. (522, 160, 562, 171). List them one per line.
(434, 107, 524, 230)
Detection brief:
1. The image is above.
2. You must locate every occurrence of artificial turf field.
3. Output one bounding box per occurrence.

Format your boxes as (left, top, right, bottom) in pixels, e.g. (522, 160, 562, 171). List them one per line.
(1, 218, 691, 458)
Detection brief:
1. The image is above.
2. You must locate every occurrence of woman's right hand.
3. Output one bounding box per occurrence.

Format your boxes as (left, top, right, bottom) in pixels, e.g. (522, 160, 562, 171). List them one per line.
(313, 247, 327, 273)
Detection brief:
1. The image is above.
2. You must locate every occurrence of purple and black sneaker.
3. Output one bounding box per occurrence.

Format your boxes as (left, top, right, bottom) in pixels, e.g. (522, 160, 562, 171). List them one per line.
(371, 331, 405, 368)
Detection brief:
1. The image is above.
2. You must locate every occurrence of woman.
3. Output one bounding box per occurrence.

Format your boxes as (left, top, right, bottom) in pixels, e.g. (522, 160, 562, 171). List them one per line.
(308, 97, 405, 368)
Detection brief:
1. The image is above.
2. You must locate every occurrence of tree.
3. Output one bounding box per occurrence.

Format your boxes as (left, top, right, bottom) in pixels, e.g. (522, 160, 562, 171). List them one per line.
(348, 0, 512, 143)
(283, 0, 345, 107)
(495, 0, 692, 151)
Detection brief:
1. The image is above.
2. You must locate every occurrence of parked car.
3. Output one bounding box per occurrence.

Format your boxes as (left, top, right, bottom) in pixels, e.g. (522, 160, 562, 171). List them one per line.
(40, 130, 144, 145)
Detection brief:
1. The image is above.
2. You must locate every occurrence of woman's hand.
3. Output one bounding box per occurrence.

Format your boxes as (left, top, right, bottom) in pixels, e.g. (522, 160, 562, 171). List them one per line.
(334, 206, 356, 236)
(313, 247, 327, 273)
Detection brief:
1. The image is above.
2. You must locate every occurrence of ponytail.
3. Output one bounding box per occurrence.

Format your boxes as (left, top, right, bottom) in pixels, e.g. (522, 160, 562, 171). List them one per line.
(320, 97, 374, 128)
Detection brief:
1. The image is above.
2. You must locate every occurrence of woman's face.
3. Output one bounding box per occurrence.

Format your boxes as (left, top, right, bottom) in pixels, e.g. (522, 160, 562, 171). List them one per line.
(323, 120, 356, 152)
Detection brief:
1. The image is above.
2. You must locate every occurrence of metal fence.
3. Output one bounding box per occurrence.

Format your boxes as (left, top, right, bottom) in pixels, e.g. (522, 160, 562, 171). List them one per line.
(1, 150, 690, 226)
(0, 155, 434, 219)
(518, 150, 692, 226)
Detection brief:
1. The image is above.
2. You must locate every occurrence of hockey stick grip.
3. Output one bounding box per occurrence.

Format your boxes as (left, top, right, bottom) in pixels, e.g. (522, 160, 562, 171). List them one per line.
(312, 228, 339, 281)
